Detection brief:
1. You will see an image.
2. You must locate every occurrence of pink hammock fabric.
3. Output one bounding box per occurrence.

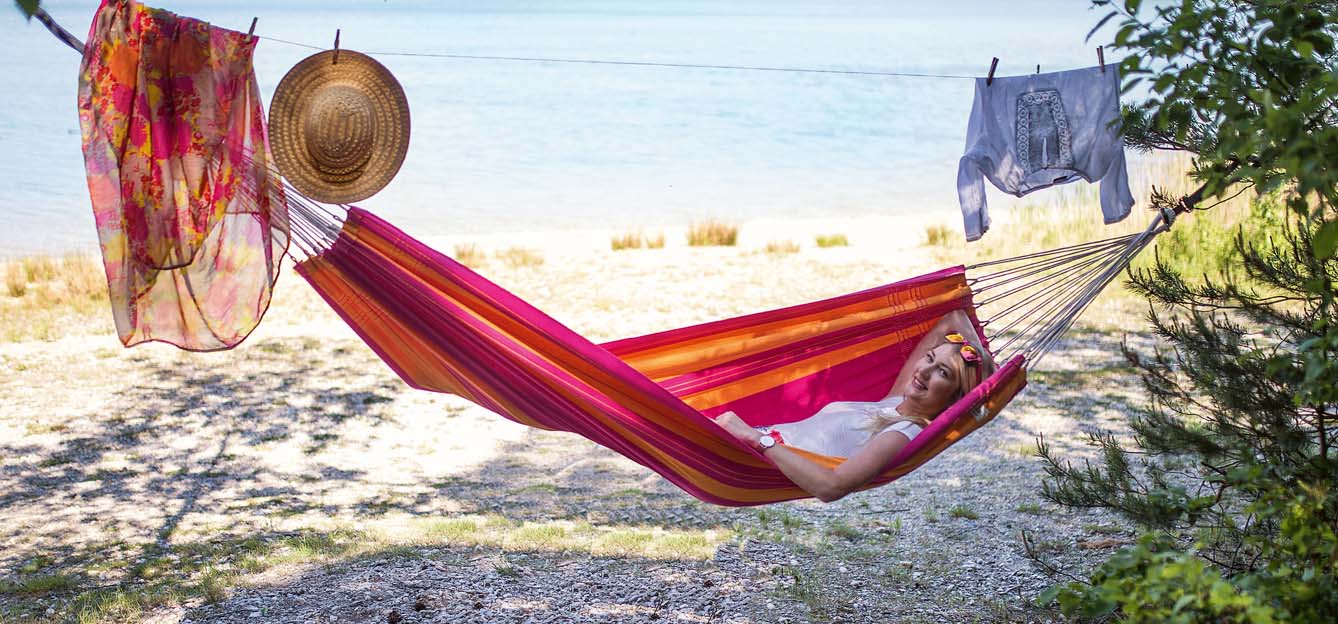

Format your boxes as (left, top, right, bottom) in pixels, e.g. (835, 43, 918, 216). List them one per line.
(78, 0, 288, 350)
(297, 208, 1027, 506)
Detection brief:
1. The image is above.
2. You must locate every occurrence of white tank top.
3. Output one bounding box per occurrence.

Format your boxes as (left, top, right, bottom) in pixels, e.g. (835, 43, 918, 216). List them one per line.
(763, 396, 923, 458)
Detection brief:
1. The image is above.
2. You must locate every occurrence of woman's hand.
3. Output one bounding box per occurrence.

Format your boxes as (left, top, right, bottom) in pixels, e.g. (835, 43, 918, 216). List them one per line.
(713, 411, 761, 446)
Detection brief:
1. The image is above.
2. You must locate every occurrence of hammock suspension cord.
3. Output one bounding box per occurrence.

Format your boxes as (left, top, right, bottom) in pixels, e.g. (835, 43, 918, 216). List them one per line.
(967, 211, 1172, 366)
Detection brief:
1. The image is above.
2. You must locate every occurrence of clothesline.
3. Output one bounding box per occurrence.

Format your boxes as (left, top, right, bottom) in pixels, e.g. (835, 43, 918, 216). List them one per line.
(255, 33, 980, 79)
(32, 7, 1102, 82)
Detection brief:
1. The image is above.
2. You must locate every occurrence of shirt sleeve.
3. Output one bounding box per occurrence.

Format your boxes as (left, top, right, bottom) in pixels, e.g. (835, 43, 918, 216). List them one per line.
(957, 155, 990, 241)
(957, 81, 991, 242)
(879, 420, 923, 442)
(1098, 147, 1135, 225)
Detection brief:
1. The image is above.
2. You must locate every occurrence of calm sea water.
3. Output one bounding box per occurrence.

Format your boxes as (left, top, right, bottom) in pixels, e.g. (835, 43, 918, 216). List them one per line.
(0, 1, 1114, 256)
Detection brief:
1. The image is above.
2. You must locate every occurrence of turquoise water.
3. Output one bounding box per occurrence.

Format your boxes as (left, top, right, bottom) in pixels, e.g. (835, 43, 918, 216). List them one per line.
(0, 1, 1114, 256)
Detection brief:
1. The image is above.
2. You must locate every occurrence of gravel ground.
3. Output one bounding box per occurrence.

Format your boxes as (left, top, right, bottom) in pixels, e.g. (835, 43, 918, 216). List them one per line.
(1, 246, 1148, 623)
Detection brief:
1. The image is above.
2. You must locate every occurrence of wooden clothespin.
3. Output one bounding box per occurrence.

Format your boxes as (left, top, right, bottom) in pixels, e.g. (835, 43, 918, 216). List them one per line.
(332, 29, 341, 64)
(1097, 46, 1106, 72)
(986, 57, 998, 86)
(247, 17, 257, 40)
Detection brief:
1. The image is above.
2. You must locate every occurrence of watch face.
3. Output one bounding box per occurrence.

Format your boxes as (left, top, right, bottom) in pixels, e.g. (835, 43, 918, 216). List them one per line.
(758, 435, 776, 449)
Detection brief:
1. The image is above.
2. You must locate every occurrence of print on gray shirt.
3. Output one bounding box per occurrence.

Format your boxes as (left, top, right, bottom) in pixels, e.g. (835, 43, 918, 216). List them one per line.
(1016, 89, 1073, 175)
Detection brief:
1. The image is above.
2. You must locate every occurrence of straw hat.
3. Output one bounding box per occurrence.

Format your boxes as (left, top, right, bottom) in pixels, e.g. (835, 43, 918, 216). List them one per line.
(269, 49, 410, 204)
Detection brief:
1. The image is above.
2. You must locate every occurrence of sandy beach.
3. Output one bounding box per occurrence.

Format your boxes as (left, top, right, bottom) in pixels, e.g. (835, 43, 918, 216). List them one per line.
(0, 203, 1159, 623)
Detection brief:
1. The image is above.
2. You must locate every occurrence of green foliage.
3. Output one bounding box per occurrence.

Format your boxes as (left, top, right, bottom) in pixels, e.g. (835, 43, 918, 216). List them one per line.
(1135, 194, 1288, 281)
(1041, 487, 1338, 623)
(1036, 2, 1338, 621)
(15, 0, 41, 20)
(1098, 0, 1338, 239)
(948, 504, 980, 520)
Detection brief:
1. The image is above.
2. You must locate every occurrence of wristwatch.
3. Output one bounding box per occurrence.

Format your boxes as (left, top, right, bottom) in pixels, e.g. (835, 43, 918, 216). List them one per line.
(755, 429, 782, 451)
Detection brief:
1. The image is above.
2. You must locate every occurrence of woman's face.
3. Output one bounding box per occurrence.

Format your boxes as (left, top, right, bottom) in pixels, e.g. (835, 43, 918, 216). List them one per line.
(904, 343, 964, 415)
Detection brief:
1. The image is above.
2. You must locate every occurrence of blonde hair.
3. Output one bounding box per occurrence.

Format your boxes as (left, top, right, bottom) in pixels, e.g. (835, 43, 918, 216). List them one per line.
(862, 337, 995, 435)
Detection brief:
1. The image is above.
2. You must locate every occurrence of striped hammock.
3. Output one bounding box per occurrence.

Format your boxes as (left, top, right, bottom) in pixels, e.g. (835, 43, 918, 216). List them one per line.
(289, 203, 1170, 506)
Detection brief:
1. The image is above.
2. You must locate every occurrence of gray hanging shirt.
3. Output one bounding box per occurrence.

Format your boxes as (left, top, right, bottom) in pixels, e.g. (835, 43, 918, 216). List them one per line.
(956, 65, 1134, 241)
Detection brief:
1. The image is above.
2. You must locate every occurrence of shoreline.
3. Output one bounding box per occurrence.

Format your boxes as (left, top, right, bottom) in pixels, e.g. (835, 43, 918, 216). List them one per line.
(0, 205, 967, 262)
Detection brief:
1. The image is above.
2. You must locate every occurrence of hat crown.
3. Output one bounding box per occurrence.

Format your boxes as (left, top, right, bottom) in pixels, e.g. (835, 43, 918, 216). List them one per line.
(302, 85, 376, 180)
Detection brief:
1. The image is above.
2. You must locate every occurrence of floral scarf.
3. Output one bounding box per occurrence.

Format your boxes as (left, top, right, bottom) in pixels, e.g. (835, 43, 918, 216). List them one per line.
(78, 0, 288, 350)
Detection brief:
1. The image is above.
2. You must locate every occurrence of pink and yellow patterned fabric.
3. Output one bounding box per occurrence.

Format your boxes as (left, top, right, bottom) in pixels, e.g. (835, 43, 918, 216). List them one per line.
(78, 0, 288, 350)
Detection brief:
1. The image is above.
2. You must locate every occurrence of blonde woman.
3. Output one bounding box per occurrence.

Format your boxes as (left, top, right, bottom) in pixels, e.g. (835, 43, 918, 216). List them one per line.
(714, 310, 994, 502)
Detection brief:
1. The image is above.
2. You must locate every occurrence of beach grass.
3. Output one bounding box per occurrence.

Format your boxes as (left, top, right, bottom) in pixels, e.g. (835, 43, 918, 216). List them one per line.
(496, 247, 545, 268)
(610, 232, 640, 250)
(610, 230, 665, 250)
(922, 224, 954, 247)
(814, 234, 849, 248)
(764, 240, 800, 254)
(687, 220, 738, 246)
(0, 253, 109, 342)
(452, 243, 486, 267)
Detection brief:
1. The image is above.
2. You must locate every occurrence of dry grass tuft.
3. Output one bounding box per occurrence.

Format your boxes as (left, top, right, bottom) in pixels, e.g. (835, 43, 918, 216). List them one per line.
(814, 234, 849, 248)
(452, 243, 485, 268)
(610, 232, 640, 251)
(1, 252, 110, 342)
(5, 263, 26, 297)
(687, 220, 738, 247)
(610, 231, 666, 251)
(764, 240, 800, 254)
(496, 247, 544, 268)
(923, 224, 955, 247)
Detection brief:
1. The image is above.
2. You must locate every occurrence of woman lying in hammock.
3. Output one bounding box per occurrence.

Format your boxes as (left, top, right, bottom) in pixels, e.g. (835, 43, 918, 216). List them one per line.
(714, 310, 994, 502)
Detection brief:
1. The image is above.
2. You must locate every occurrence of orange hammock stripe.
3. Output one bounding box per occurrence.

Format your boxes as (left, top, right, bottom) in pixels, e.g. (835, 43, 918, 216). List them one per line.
(296, 207, 1027, 506)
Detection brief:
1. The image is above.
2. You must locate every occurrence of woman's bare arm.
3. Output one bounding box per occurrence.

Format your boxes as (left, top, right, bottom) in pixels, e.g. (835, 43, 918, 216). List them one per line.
(713, 412, 910, 502)
(760, 431, 911, 502)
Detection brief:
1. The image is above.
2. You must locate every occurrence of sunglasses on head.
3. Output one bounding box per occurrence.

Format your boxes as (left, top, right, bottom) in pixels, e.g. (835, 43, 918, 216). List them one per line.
(944, 332, 982, 365)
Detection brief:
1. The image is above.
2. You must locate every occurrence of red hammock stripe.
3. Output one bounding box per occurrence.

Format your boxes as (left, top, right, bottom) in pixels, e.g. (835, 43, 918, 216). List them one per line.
(296, 207, 1027, 505)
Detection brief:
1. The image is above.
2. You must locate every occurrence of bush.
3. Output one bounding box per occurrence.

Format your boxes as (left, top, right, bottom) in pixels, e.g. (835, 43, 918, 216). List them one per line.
(1042, 487, 1338, 623)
